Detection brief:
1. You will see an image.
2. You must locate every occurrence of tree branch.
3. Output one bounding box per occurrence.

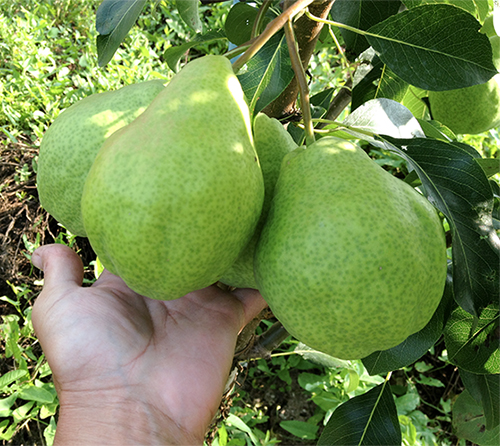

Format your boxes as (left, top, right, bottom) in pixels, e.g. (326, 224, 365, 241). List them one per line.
(262, 0, 335, 119)
(319, 77, 352, 126)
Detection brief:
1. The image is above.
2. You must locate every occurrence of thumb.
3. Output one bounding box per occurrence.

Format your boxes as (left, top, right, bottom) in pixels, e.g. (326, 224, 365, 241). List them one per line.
(32, 244, 84, 291)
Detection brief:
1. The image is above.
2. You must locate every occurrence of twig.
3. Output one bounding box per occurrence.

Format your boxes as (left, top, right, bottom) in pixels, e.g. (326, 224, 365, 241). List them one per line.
(320, 78, 353, 126)
(284, 1, 315, 146)
(238, 321, 291, 360)
(232, 0, 316, 73)
(234, 308, 270, 357)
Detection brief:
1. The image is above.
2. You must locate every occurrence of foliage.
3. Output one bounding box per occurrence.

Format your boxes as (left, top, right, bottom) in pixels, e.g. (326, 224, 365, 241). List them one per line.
(0, 290, 57, 443)
(1, 0, 499, 445)
(0, 0, 222, 141)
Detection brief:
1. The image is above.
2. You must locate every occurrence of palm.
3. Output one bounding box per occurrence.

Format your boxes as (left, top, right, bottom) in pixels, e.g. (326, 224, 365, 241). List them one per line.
(32, 244, 265, 443)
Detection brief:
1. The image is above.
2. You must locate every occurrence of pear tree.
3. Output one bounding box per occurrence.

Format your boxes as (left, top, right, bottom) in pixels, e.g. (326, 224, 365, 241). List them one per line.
(39, 0, 500, 444)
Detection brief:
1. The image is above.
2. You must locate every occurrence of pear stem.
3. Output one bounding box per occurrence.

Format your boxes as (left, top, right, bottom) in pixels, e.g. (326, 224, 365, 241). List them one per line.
(231, 0, 316, 74)
(284, 4, 315, 146)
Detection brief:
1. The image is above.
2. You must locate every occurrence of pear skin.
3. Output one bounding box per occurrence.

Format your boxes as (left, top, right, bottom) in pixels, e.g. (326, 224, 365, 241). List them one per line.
(255, 137, 447, 359)
(220, 113, 298, 288)
(82, 56, 264, 300)
(37, 80, 165, 236)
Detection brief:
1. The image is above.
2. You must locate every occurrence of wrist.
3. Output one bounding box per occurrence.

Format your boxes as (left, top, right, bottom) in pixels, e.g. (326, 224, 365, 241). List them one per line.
(54, 391, 203, 445)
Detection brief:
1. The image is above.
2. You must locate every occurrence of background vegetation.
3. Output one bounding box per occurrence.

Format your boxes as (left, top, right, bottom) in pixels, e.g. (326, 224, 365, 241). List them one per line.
(1, 0, 498, 445)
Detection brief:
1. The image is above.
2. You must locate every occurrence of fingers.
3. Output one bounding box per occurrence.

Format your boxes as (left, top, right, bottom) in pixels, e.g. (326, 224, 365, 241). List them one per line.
(32, 244, 84, 291)
(231, 288, 268, 327)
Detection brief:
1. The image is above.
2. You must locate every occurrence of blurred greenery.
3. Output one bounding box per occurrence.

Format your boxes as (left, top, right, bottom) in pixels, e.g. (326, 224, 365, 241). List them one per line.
(0, 0, 228, 142)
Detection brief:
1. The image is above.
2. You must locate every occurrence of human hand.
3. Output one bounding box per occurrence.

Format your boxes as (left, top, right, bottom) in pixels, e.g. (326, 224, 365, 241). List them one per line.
(31, 244, 267, 445)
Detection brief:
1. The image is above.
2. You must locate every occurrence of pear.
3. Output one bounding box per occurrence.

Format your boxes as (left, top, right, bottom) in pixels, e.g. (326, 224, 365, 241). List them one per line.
(82, 55, 264, 300)
(255, 137, 447, 360)
(220, 113, 298, 289)
(37, 80, 165, 236)
(428, 35, 500, 135)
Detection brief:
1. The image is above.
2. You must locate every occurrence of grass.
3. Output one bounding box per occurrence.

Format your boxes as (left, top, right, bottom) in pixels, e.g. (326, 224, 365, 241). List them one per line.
(0, 0, 495, 444)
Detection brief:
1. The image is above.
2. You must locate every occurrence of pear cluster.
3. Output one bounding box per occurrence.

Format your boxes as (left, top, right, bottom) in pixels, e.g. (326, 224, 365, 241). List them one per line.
(38, 55, 448, 360)
(39, 56, 264, 300)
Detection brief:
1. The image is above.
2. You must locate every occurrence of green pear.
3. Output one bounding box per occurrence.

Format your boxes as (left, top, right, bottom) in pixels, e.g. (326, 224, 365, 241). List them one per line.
(37, 79, 165, 236)
(255, 137, 447, 360)
(82, 55, 264, 300)
(428, 35, 500, 135)
(220, 113, 298, 289)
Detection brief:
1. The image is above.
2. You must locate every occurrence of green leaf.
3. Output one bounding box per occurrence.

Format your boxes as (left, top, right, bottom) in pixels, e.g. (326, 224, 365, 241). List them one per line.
(395, 391, 420, 415)
(476, 158, 500, 178)
(378, 137, 500, 317)
(0, 394, 18, 418)
(224, 2, 259, 45)
(318, 382, 401, 445)
(280, 420, 319, 440)
(295, 342, 351, 369)
(362, 266, 455, 374)
(460, 370, 500, 430)
(415, 375, 445, 387)
(226, 414, 260, 445)
(444, 303, 499, 374)
(237, 31, 294, 115)
(43, 416, 57, 446)
(0, 369, 29, 390)
(12, 401, 35, 423)
(366, 4, 497, 90)
(298, 372, 328, 392)
(40, 401, 59, 419)
(18, 385, 55, 404)
(402, 0, 477, 15)
(163, 31, 227, 72)
(453, 389, 500, 445)
(343, 98, 425, 138)
(401, 86, 430, 120)
(312, 392, 343, 413)
(95, 0, 147, 67)
(0, 419, 15, 441)
(311, 88, 336, 111)
(416, 119, 455, 140)
(330, 0, 402, 58)
(351, 49, 410, 110)
(175, 0, 202, 32)
(402, 0, 490, 20)
(474, 0, 491, 22)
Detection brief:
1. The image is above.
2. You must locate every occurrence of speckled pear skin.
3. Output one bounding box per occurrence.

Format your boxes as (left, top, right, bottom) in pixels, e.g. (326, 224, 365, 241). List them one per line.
(37, 80, 165, 236)
(82, 56, 264, 300)
(255, 136, 447, 360)
(220, 113, 298, 289)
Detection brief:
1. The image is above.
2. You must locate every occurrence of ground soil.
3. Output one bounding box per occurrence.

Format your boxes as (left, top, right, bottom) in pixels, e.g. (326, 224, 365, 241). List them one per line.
(0, 133, 95, 309)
